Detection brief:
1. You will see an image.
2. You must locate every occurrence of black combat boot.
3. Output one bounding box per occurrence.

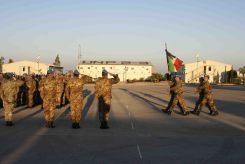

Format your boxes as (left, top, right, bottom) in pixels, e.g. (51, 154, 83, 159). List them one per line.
(45, 121, 50, 128)
(100, 121, 109, 129)
(182, 110, 190, 116)
(72, 123, 77, 129)
(191, 110, 200, 116)
(5, 121, 10, 126)
(210, 110, 219, 116)
(6, 121, 14, 126)
(76, 123, 80, 129)
(165, 109, 172, 115)
(50, 121, 55, 128)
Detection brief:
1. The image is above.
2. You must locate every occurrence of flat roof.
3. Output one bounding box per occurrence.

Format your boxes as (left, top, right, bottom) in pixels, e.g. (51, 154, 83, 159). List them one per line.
(78, 60, 152, 66)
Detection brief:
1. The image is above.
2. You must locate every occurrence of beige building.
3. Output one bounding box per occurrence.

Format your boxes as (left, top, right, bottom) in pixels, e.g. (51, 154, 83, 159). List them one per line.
(184, 60, 232, 83)
(2, 60, 63, 75)
(77, 60, 152, 82)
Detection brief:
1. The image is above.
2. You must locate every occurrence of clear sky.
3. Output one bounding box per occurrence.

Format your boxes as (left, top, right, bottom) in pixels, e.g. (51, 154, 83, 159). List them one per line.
(0, 0, 244, 73)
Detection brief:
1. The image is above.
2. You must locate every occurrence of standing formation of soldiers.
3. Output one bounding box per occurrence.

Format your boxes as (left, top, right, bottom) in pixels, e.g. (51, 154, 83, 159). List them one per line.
(0, 69, 120, 129)
(0, 70, 219, 129)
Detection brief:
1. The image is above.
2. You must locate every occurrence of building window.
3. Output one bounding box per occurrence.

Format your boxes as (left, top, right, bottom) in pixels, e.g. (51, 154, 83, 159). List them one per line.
(110, 67, 113, 69)
(146, 68, 148, 70)
(88, 67, 90, 69)
(131, 67, 134, 70)
(209, 66, 212, 71)
(102, 67, 105, 69)
(23, 67, 25, 72)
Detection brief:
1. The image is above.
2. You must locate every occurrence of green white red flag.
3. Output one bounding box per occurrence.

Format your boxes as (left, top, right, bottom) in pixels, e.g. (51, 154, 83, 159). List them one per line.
(165, 49, 183, 73)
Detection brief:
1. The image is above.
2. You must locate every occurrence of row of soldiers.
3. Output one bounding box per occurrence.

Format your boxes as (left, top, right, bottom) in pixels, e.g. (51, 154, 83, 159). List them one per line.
(0, 69, 120, 129)
(163, 74, 219, 116)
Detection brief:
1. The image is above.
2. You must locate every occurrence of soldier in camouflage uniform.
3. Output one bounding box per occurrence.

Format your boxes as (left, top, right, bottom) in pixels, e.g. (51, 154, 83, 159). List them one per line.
(163, 75, 189, 115)
(191, 75, 219, 116)
(0, 73, 24, 126)
(65, 70, 88, 129)
(25, 75, 36, 108)
(39, 70, 58, 128)
(94, 70, 120, 129)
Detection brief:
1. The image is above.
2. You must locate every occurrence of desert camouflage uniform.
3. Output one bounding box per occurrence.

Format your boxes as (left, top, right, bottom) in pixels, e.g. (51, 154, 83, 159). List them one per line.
(0, 79, 24, 122)
(65, 77, 85, 124)
(25, 76, 36, 108)
(94, 75, 120, 123)
(39, 76, 57, 123)
(165, 79, 189, 114)
(193, 80, 218, 115)
(56, 75, 65, 107)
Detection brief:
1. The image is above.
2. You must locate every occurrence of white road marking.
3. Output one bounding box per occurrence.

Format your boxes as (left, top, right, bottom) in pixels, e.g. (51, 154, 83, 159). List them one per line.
(131, 121, 135, 130)
(137, 144, 143, 160)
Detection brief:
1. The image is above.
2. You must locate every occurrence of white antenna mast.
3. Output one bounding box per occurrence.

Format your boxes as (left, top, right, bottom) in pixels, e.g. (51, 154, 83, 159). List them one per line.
(78, 44, 82, 64)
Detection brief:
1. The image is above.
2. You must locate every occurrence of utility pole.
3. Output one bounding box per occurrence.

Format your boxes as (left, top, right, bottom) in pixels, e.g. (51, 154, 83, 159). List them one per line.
(37, 56, 40, 74)
(78, 44, 82, 64)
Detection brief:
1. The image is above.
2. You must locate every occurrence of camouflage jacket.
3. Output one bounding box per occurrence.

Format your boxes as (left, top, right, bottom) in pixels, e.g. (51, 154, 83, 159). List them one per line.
(39, 76, 57, 100)
(170, 80, 183, 95)
(65, 77, 84, 101)
(94, 75, 120, 104)
(25, 77, 36, 92)
(0, 79, 24, 103)
(197, 81, 212, 95)
(56, 75, 65, 94)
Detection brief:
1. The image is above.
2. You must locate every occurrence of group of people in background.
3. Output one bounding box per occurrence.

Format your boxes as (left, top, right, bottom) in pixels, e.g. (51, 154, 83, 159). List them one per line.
(0, 69, 120, 129)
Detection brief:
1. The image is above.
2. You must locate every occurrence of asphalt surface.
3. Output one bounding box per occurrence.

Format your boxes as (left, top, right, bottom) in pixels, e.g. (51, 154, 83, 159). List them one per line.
(0, 82, 245, 164)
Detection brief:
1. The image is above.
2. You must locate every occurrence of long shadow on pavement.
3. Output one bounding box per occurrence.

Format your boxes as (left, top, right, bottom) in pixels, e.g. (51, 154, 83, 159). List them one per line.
(82, 93, 95, 120)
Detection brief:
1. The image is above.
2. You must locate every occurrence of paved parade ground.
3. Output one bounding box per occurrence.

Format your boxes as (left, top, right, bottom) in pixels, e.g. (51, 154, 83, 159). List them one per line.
(0, 82, 245, 164)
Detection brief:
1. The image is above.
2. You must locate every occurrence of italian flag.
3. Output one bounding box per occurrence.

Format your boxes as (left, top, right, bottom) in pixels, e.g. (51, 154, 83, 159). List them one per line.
(166, 49, 183, 73)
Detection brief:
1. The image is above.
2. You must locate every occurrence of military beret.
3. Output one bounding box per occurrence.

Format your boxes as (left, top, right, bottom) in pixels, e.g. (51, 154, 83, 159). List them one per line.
(73, 70, 80, 75)
(102, 69, 108, 75)
(47, 69, 54, 74)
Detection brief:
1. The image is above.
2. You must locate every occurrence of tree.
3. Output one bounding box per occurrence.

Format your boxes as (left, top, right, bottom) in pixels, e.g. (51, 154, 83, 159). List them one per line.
(0, 57, 5, 73)
(8, 59, 14, 63)
(226, 70, 237, 83)
(146, 73, 165, 82)
(53, 54, 61, 67)
(239, 66, 245, 85)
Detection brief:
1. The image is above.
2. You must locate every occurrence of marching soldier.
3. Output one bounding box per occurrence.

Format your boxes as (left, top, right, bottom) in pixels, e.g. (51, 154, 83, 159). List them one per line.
(39, 70, 58, 128)
(25, 75, 36, 108)
(65, 70, 89, 129)
(0, 73, 24, 126)
(94, 70, 120, 129)
(191, 75, 219, 116)
(163, 75, 189, 115)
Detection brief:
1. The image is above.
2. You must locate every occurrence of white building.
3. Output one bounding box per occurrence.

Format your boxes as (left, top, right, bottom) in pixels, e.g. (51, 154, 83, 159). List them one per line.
(2, 60, 63, 75)
(77, 60, 152, 82)
(184, 60, 232, 83)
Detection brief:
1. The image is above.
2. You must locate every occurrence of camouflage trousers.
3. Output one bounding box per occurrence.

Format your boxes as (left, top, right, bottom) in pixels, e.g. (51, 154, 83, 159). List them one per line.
(166, 93, 188, 112)
(3, 101, 14, 121)
(98, 97, 110, 122)
(70, 98, 83, 123)
(194, 94, 217, 112)
(43, 99, 56, 122)
(56, 92, 63, 107)
(27, 90, 35, 107)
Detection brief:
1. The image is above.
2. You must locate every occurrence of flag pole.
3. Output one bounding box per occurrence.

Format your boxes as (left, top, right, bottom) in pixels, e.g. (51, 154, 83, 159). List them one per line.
(165, 42, 169, 73)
